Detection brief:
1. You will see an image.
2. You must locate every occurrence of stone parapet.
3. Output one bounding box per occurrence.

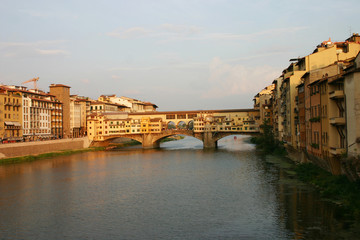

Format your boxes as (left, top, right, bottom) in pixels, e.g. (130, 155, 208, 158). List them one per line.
(0, 137, 90, 159)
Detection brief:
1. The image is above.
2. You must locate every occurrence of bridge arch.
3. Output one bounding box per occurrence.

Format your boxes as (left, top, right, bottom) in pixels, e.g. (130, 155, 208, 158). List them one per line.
(150, 130, 202, 146)
(188, 120, 194, 130)
(167, 121, 176, 130)
(177, 121, 187, 129)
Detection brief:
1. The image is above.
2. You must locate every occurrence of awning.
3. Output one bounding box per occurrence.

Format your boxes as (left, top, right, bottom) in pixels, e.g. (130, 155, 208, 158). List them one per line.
(4, 121, 21, 127)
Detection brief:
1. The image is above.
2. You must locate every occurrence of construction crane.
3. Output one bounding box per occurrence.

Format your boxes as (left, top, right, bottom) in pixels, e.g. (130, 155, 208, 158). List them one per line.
(22, 77, 39, 90)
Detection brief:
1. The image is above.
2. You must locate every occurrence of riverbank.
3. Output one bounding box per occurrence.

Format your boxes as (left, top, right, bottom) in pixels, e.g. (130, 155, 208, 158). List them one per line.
(295, 162, 360, 219)
(251, 135, 360, 220)
(0, 137, 91, 159)
(0, 135, 187, 164)
(0, 147, 106, 165)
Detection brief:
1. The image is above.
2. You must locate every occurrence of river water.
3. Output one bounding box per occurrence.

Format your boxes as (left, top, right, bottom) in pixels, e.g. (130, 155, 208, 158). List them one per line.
(0, 136, 359, 239)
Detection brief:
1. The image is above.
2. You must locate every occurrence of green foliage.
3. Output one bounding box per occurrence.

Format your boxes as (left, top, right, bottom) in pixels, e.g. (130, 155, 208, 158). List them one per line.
(309, 116, 321, 122)
(250, 119, 286, 156)
(310, 143, 319, 149)
(296, 163, 360, 219)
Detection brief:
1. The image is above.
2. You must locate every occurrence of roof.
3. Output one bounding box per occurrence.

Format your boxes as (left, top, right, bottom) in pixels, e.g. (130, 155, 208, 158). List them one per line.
(49, 84, 71, 88)
(30, 97, 61, 103)
(129, 109, 259, 116)
(90, 101, 127, 107)
(143, 102, 158, 108)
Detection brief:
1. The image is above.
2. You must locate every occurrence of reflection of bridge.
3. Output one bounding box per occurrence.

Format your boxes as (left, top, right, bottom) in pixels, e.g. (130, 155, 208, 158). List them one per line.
(88, 109, 260, 149)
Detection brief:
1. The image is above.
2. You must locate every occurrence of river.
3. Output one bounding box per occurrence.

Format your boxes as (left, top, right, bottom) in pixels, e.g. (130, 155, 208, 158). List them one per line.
(0, 135, 359, 239)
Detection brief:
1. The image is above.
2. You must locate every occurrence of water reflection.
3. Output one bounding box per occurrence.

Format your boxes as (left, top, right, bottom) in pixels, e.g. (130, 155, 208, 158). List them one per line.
(0, 136, 358, 239)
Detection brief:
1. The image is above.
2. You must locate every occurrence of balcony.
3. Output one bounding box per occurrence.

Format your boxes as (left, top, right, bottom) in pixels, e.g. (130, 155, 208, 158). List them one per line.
(330, 147, 345, 155)
(330, 117, 345, 125)
(329, 90, 344, 99)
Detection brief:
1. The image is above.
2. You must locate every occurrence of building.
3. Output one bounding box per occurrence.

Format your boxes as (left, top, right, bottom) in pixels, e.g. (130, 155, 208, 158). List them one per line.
(295, 82, 306, 150)
(254, 84, 275, 126)
(279, 61, 307, 147)
(98, 95, 158, 112)
(1, 85, 64, 141)
(87, 112, 130, 141)
(89, 101, 128, 114)
(0, 86, 23, 142)
(70, 98, 82, 138)
(343, 52, 360, 158)
(272, 76, 284, 140)
(49, 84, 70, 138)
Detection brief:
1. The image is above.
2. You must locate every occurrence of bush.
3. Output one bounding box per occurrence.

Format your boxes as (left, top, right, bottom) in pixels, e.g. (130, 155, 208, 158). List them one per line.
(296, 163, 360, 219)
(251, 119, 286, 156)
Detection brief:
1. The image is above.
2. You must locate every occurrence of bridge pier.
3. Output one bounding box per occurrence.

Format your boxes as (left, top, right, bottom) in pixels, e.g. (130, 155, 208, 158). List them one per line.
(142, 134, 160, 149)
(203, 131, 218, 149)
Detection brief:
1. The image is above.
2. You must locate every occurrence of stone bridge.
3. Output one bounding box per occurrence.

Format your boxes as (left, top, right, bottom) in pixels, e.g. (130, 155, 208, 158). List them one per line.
(90, 129, 249, 149)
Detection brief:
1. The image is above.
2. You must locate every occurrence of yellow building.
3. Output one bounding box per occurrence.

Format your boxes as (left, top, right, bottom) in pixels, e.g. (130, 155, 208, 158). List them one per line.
(0, 86, 23, 142)
(88, 109, 260, 142)
(141, 117, 163, 133)
(87, 112, 130, 141)
(194, 111, 260, 133)
(279, 35, 360, 149)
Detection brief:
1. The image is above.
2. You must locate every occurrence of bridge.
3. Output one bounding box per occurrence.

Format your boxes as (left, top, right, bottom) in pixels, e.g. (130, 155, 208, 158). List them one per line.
(87, 109, 260, 148)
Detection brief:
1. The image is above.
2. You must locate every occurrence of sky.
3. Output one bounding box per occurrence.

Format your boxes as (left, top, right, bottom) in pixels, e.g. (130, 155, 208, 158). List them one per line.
(1, 0, 359, 111)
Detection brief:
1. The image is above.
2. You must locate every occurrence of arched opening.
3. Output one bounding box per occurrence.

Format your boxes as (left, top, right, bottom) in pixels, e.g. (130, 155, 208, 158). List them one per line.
(217, 134, 254, 151)
(154, 133, 203, 149)
(177, 121, 187, 129)
(109, 137, 141, 146)
(167, 121, 176, 130)
(187, 120, 194, 130)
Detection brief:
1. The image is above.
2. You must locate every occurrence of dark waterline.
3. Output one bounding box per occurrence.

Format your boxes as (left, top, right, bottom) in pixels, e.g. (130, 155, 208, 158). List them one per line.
(0, 136, 358, 239)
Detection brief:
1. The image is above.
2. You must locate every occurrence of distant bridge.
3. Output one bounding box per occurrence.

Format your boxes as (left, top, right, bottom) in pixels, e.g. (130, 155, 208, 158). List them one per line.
(89, 109, 260, 149)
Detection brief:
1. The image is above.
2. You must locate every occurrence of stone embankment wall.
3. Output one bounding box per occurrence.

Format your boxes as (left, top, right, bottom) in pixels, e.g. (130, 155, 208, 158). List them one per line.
(285, 145, 360, 181)
(0, 137, 91, 159)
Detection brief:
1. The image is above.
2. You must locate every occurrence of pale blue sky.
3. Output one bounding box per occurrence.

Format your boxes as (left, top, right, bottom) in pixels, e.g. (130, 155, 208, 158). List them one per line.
(1, 0, 359, 110)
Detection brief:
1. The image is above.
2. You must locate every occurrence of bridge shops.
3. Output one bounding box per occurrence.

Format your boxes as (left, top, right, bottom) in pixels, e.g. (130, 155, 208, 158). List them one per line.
(87, 109, 260, 148)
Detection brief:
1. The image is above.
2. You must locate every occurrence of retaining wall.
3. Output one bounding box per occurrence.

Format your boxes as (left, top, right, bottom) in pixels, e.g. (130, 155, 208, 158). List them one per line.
(0, 137, 91, 159)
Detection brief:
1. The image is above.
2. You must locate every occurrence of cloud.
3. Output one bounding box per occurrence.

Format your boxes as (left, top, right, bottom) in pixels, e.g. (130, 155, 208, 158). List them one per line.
(106, 27, 151, 39)
(18, 9, 78, 19)
(202, 57, 280, 99)
(160, 24, 202, 35)
(123, 89, 141, 96)
(111, 75, 122, 79)
(35, 49, 70, 55)
(0, 40, 69, 58)
(107, 24, 307, 43)
(108, 61, 207, 72)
